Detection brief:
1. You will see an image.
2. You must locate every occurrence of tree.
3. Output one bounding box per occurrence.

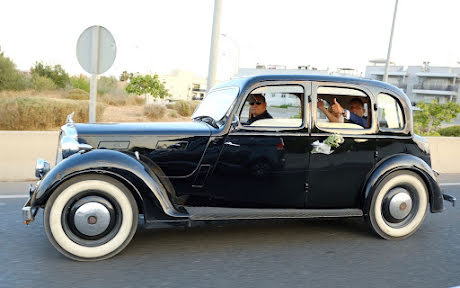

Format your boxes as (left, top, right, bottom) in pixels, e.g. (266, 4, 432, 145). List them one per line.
(125, 74, 170, 99)
(119, 71, 133, 82)
(31, 62, 70, 88)
(413, 100, 460, 135)
(0, 47, 27, 91)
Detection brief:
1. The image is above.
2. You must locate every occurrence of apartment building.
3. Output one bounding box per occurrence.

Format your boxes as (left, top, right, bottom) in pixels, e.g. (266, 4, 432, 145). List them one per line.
(158, 70, 207, 101)
(365, 61, 460, 104)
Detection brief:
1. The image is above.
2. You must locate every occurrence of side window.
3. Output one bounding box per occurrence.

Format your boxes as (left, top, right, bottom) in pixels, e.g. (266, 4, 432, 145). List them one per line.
(240, 85, 303, 128)
(377, 93, 404, 130)
(316, 87, 371, 129)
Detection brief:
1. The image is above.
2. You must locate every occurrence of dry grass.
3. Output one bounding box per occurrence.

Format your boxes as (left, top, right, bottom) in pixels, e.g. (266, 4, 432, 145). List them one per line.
(0, 90, 195, 130)
(0, 97, 105, 130)
(0, 89, 66, 99)
(65, 88, 89, 100)
(101, 105, 191, 123)
(100, 93, 144, 106)
(172, 100, 200, 116)
(144, 104, 166, 120)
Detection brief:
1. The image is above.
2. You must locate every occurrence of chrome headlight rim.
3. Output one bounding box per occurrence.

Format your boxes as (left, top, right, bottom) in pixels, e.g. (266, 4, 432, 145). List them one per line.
(56, 121, 92, 164)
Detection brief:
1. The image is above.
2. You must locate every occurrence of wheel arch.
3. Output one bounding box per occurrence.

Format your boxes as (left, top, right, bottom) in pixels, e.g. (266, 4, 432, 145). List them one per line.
(33, 149, 188, 219)
(362, 153, 444, 214)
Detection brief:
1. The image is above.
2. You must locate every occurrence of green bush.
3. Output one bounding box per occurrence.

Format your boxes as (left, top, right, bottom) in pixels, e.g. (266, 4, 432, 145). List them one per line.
(0, 97, 105, 130)
(438, 125, 460, 137)
(70, 76, 90, 92)
(0, 48, 27, 91)
(144, 104, 166, 120)
(32, 75, 56, 91)
(66, 88, 89, 100)
(30, 62, 69, 88)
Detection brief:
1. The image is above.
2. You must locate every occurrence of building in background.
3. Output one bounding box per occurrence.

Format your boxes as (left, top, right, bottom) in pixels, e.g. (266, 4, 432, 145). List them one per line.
(366, 60, 460, 104)
(238, 64, 330, 77)
(158, 70, 207, 101)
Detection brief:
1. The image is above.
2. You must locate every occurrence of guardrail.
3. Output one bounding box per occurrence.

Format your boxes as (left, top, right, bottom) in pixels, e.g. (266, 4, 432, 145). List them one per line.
(0, 131, 459, 181)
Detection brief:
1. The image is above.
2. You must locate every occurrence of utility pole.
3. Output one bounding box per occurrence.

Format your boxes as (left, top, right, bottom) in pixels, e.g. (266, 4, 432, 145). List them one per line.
(383, 0, 399, 83)
(206, 0, 222, 92)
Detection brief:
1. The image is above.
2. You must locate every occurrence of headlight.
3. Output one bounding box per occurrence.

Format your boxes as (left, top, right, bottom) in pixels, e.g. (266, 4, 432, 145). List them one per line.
(55, 115, 93, 164)
(35, 159, 51, 179)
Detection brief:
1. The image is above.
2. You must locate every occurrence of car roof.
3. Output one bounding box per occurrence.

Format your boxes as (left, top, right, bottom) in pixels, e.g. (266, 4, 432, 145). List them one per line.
(212, 74, 406, 99)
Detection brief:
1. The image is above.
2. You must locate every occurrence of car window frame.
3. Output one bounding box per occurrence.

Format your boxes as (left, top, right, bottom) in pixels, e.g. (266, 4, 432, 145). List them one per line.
(375, 90, 411, 135)
(231, 81, 311, 134)
(311, 81, 378, 136)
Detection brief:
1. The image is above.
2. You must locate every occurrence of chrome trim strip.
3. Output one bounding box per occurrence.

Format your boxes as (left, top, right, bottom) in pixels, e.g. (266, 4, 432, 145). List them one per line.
(229, 132, 309, 137)
(185, 207, 363, 221)
(310, 133, 412, 139)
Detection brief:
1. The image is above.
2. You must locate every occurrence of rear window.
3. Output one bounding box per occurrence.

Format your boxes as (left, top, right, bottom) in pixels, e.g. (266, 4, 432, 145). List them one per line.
(377, 93, 404, 130)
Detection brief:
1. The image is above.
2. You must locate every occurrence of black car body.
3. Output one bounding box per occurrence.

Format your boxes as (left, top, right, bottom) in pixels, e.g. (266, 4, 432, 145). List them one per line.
(23, 74, 455, 261)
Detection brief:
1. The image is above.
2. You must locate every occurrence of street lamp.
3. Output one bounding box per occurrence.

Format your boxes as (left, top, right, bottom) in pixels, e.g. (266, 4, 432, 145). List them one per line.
(383, 0, 399, 83)
(206, 0, 222, 92)
(221, 33, 240, 77)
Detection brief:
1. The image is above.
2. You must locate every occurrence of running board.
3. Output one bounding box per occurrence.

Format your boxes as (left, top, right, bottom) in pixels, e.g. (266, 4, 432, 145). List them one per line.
(184, 207, 363, 221)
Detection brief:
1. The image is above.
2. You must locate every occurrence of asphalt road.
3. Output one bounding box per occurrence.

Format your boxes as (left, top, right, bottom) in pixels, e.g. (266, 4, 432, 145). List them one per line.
(0, 177, 459, 288)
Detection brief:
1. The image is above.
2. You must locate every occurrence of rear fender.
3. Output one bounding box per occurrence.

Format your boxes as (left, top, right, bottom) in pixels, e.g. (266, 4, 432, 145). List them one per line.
(33, 149, 188, 218)
(362, 154, 443, 214)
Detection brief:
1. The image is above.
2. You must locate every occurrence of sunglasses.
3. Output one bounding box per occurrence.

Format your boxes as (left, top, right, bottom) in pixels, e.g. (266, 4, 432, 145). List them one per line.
(249, 101, 263, 106)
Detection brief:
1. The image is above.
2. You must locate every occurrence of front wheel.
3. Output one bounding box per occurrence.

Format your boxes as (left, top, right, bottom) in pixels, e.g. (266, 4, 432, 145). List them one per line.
(366, 170, 428, 240)
(44, 175, 138, 261)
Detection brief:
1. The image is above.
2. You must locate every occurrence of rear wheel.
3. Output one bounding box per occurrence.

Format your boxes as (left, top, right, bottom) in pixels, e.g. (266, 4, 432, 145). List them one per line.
(366, 170, 428, 240)
(44, 175, 138, 261)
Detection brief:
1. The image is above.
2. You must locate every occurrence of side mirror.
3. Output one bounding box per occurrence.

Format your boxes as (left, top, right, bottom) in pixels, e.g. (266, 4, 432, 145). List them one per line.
(231, 115, 239, 130)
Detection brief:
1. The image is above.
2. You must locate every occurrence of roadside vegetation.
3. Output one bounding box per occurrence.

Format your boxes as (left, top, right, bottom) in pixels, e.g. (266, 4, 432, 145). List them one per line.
(413, 100, 460, 136)
(0, 47, 197, 130)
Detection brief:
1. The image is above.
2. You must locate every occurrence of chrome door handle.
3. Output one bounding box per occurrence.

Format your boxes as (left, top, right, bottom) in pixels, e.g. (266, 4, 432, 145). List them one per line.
(224, 141, 240, 147)
(354, 138, 368, 143)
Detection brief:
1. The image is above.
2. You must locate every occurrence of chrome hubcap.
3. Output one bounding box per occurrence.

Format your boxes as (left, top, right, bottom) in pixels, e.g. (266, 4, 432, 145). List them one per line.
(388, 190, 413, 220)
(74, 201, 111, 236)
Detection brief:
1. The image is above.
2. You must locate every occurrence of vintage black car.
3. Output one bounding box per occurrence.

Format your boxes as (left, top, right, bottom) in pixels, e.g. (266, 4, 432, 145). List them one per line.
(23, 74, 455, 261)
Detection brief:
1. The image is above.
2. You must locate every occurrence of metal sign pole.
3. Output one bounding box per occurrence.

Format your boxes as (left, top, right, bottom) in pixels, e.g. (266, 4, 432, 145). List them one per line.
(89, 26, 100, 123)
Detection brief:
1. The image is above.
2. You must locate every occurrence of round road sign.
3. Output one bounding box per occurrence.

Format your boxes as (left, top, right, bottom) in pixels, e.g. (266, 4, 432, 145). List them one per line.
(76, 25, 116, 74)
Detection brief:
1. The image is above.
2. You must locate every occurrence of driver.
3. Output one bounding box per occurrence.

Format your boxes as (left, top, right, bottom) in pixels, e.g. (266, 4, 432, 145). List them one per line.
(245, 94, 273, 125)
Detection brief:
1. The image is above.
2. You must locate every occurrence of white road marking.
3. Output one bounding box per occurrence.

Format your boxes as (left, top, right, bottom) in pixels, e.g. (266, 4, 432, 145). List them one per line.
(0, 195, 29, 199)
(440, 183, 460, 187)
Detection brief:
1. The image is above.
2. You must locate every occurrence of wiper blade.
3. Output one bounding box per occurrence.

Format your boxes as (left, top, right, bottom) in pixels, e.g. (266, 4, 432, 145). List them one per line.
(193, 116, 218, 128)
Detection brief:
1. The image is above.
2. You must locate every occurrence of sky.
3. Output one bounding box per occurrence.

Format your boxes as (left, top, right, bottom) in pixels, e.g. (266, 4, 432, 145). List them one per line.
(1, 0, 459, 80)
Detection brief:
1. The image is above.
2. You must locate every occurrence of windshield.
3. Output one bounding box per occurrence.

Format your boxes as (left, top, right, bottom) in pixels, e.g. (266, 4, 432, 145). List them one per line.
(191, 87, 239, 121)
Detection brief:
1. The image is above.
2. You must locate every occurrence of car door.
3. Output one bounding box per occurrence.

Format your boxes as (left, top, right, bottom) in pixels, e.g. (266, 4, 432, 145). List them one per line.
(206, 82, 311, 208)
(305, 82, 378, 208)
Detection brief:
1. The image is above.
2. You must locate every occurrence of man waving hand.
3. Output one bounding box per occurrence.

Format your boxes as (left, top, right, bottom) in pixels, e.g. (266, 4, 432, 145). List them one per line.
(330, 97, 368, 128)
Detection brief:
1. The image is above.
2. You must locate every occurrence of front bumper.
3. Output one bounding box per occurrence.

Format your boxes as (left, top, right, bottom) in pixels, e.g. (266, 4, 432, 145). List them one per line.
(22, 184, 39, 225)
(443, 193, 456, 207)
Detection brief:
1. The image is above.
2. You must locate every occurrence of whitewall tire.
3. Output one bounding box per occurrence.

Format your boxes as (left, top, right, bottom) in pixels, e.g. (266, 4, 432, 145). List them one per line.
(44, 175, 138, 261)
(366, 170, 428, 240)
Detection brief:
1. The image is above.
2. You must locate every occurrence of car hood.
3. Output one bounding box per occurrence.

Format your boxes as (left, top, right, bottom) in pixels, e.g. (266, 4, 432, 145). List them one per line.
(75, 121, 211, 137)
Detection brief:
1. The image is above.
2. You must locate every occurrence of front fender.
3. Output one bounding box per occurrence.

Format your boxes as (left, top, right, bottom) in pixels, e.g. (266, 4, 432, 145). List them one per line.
(33, 149, 188, 218)
(363, 154, 443, 214)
